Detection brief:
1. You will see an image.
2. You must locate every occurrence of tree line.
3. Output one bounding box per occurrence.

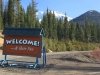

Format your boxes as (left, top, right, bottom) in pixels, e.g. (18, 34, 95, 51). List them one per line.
(0, 0, 100, 43)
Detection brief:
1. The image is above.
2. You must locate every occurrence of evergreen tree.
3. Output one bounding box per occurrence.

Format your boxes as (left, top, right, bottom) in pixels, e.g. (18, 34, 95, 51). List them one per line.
(7, 0, 15, 28)
(3, 6, 8, 28)
(31, 0, 37, 27)
(41, 9, 58, 39)
(90, 24, 97, 42)
(26, 0, 37, 28)
(19, 7, 25, 28)
(26, 4, 32, 28)
(47, 11, 53, 38)
(69, 22, 75, 40)
(41, 12, 49, 37)
(75, 23, 84, 41)
(52, 11, 57, 39)
(0, 0, 3, 29)
(63, 15, 69, 40)
(97, 25, 100, 42)
(0, 0, 3, 16)
(14, 0, 25, 28)
(0, 14, 3, 29)
(57, 18, 63, 40)
(35, 18, 40, 28)
(84, 21, 91, 42)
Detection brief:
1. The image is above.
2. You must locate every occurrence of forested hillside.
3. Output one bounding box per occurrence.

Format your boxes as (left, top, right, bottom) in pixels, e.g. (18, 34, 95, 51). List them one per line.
(0, 0, 100, 52)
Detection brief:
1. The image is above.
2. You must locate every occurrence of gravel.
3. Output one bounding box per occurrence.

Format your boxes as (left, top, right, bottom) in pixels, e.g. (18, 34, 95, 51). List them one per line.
(0, 51, 100, 75)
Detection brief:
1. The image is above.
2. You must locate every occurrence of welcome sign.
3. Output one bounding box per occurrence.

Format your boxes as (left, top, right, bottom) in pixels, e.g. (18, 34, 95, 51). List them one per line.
(3, 35, 42, 57)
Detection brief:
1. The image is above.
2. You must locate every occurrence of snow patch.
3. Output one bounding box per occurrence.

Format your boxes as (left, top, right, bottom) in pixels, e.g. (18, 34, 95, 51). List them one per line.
(36, 11, 72, 21)
(52, 11, 65, 17)
(51, 11, 72, 21)
(89, 10, 95, 13)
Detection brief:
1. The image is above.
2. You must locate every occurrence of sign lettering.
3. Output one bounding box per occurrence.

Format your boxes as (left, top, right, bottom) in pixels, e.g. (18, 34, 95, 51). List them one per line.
(6, 39, 40, 46)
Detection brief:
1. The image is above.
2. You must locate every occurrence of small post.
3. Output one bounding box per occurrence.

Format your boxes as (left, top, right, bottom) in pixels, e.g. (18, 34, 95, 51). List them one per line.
(4, 55, 7, 61)
(44, 50, 46, 65)
(43, 46, 46, 66)
(34, 57, 39, 68)
(43, 51, 45, 66)
(36, 57, 39, 64)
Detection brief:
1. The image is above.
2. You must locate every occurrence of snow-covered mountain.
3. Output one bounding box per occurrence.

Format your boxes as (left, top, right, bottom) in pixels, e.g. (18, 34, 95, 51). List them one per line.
(36, 11, 72, 21)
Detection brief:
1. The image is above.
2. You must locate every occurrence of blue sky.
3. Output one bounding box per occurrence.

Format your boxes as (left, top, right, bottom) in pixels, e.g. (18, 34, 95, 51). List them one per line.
(21, 0, 100, 18)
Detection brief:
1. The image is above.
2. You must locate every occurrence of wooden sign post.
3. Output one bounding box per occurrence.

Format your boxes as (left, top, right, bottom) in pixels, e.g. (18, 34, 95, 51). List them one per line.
(1, 28, 46, 68)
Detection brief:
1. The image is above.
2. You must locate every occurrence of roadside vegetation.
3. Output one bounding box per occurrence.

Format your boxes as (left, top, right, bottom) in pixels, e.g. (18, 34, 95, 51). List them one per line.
(45, 38, 100, 52)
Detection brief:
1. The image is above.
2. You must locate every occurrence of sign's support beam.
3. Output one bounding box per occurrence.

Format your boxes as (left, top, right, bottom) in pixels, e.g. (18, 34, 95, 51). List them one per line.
(4, 55, 7, 61)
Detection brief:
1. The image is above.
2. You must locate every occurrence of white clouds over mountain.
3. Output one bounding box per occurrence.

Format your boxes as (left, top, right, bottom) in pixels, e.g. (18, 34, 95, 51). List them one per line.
(36, 11, 72, 21)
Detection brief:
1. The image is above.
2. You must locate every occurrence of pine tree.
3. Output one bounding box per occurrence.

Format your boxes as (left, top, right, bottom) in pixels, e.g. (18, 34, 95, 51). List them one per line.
(14, 0, 25, 28)
(97, 25, 100, 42)
(47, 11, 53, 38)
(41, 12, 49, 37)
(19, 7, 25, 28)
(0, 0, 3, 29)
(35, 18, 40, 28)
(3, 6, 8, 28)
(0, 14, 3, 29)
(26, 4, 31, 28)
(69, 22, 75, 40)
(52, 11, 57, 39)
(75, 23, 84, 41)
(57, 18, 63, 40)
(0, 0, 3, 16)
(84, 21, 91, 42)
(41, 9, 58, 39)
(90, 24, 97, 42)
(31, 0, 37, 27)
(63, 15, 69, 40)
(26, 0, 37, 28)
(6, 0, 25, 28)
(7, 0, 15, 28)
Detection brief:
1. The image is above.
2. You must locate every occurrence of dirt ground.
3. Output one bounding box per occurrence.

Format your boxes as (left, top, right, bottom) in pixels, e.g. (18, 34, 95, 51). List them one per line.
(0, 37, 100, 75)
(0, 51, 100, 75)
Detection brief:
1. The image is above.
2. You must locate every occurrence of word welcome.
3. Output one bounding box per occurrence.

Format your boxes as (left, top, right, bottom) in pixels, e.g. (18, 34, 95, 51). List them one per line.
(6, 39, 40, 46)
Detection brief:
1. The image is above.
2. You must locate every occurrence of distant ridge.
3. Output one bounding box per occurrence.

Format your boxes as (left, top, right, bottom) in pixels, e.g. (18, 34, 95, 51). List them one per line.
(71, 10, 100, 25)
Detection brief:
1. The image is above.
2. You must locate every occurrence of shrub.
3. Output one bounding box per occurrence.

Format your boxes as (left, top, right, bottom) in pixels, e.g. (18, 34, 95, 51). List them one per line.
(44, 38, 100, 52)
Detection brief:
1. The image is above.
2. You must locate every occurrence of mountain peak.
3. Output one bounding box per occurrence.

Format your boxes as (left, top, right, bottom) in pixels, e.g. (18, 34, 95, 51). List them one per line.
(86, 10, 100, 14)
(71, 10, 100, 25)
(88, 10, 98, 13)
